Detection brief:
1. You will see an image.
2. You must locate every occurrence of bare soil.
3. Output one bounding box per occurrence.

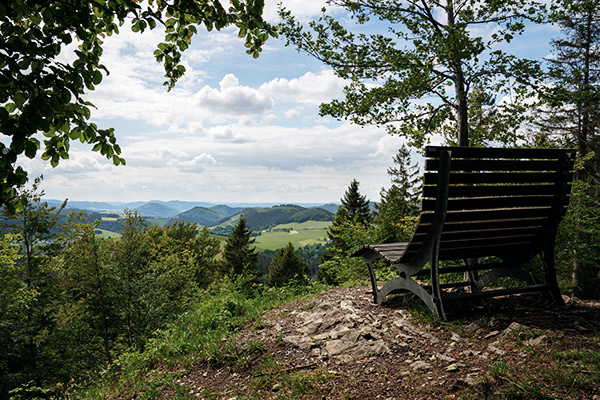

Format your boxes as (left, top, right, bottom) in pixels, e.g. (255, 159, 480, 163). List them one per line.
(166, 286, 600, 399)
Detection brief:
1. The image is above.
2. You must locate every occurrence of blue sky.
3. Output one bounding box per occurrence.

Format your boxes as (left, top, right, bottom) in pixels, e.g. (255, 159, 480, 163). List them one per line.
(20, 1, 561, 205)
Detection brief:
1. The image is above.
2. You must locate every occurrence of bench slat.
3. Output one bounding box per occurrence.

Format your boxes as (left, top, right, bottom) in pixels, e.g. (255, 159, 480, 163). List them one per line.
(421, 195, 554, 212)
(419, 207, 556, 224)
(412, 226, 543, 242)
(443, 284, 551, 303)
(405, 234, 537, 253)
(426, 146, 575, 159)
(424, 172, 569, 185)
(425, 159, 560, 172)
(437, 242, 537, 260)
(414, 217, 548, 234)
(423, 184, 561, 198)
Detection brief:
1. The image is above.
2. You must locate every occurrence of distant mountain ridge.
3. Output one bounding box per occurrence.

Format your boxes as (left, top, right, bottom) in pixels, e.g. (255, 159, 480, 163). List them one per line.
(45, 199, 338, 214)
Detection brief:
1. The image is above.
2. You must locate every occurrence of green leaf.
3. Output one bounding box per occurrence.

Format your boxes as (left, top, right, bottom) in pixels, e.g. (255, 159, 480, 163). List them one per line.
(0, 107, 8, 122)
(92, 70, 102, 85)
(24, 140, 38, 158)
(4, 103, 16, 113)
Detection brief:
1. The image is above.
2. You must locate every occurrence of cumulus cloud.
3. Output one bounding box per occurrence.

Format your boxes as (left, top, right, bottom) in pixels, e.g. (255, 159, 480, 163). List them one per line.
(168, 153, 218, 172)
(263, 0, 335, 23)
(260, 69, 346, 105)
(194, 74, 274, 116)
(207, 126, 253, 143)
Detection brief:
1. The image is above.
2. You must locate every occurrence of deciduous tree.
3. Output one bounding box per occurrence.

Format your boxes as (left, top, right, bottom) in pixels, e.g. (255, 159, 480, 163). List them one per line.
(279, 0, 544, 148)
(1, 0, 274, 212)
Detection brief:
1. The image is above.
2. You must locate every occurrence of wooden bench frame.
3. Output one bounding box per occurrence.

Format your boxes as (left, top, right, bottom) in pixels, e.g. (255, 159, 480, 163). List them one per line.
(351, 146, 575, 320)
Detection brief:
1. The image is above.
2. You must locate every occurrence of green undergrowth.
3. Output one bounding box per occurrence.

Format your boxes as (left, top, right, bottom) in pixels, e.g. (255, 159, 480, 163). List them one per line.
(243, 356, 333, 399)
(488, 348, 600, 399)
(73, 277, 327, 399)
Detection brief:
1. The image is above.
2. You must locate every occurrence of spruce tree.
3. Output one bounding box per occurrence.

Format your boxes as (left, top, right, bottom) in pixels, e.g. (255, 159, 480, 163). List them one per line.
(375, 145, 420, 243)
(383, 145, 420, 216)
(326, 179, 372, 253)
(268, 243, 309, 287)
(340, 179, 371, 226)
(532, 0, 600, 298)
(223, 216, 259, 278)
(536, 0, 600, 170)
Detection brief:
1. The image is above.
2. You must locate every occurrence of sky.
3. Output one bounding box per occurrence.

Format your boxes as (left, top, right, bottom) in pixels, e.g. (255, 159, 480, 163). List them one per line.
(18, 1, 561, 205)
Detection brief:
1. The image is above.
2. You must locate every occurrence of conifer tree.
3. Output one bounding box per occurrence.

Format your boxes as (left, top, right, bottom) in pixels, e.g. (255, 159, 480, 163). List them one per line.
(375, 145, 420, 243)
(325, 179, 373, 258)
(223, 216, 259, 278)
(341, 179, 371, 226)
(383, 145, 420, 215)
(535, 0, 600, 169)
(268, 243, 309, 287)
(533, 0, 600, 298)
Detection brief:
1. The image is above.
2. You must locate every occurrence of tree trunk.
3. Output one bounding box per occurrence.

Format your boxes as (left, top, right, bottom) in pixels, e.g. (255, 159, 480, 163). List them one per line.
(447, 0, 469, 147)
(92, 236, 112, 364)
(572, 7, 593, 298)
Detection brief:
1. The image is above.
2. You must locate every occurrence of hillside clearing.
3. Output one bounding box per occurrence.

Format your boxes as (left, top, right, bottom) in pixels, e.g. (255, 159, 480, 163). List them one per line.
(162, 287, 600, 399)
(253, 221, 330, 250)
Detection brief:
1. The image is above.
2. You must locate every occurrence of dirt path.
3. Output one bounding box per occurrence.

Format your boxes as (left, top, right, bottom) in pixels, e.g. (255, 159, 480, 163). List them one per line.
(170, 286, 600, 399)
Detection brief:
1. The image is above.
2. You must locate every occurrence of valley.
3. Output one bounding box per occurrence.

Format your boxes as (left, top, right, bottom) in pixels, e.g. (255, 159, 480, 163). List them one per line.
(46, 200, 336, 250)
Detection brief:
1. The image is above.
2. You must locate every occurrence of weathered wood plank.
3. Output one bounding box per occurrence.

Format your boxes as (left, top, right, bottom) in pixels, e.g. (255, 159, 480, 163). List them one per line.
(425, 159, 560, 172)
(421, 195, 554, 212)
(425, 146, 576, 160)
(424, 172, 569, 185)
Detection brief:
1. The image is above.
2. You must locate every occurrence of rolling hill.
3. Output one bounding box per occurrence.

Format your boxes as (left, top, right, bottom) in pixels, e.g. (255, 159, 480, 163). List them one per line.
(135, 202, 180, 218)
(209, 204, 334, 234)
(169, 206, 228, 227)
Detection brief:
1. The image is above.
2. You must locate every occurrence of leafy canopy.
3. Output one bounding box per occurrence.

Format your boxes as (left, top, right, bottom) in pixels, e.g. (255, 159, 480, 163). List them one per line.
(0, 0, 274, 213)
(279, 0, 545, 147)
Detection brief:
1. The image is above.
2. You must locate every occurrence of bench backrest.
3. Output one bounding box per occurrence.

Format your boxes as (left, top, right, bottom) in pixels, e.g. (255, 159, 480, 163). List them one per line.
(401, 146, 575, 264)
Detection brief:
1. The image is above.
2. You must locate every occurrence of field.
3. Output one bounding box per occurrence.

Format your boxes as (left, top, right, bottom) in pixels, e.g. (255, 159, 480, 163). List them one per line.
(93, 218, 330, 252)
(95, 229, 121, 239)
(253, 220, 330, 250)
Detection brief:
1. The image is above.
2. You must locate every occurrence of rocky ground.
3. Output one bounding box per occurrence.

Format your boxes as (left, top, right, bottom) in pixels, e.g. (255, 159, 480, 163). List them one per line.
(168, 286, 600, 399)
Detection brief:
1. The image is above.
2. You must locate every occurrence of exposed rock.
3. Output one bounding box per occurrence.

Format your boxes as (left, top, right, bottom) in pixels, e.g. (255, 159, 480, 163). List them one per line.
(487, 341, 506, 356)
(465, 318, 487, 333)
(283, 335, 315, 350)
(410, 360, 432, 370)
(524, 335, 549, 347)
(484, 330, 500, 339)
(501, 321, 526, 338)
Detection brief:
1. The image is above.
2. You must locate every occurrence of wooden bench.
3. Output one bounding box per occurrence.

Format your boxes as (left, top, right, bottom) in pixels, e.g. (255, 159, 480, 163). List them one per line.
(351, 146, 575, 320)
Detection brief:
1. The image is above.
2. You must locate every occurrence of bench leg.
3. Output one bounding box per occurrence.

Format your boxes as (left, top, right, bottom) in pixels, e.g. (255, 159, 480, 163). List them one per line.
(543, 237, 566, 306)
(430, 238, 446, 319)
(464, 258, 480, 293)
(377, 276, 445, 319)
(364, 258, 382, 304)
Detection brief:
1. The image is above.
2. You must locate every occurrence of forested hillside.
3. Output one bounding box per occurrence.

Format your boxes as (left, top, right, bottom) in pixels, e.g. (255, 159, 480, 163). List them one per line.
(214, 204, 333, 232)
(168, 205, 232, 226)
(134, 202, 180, 218)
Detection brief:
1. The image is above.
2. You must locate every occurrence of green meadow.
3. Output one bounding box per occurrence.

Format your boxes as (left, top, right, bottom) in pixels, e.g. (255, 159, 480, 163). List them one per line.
(253, 220, 331, 250)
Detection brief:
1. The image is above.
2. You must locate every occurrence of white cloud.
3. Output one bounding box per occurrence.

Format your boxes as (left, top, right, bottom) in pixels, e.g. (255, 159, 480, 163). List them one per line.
(194, 74, 274, 116)
(263, 0, 330, 22)
(260, 69, 346, 105)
